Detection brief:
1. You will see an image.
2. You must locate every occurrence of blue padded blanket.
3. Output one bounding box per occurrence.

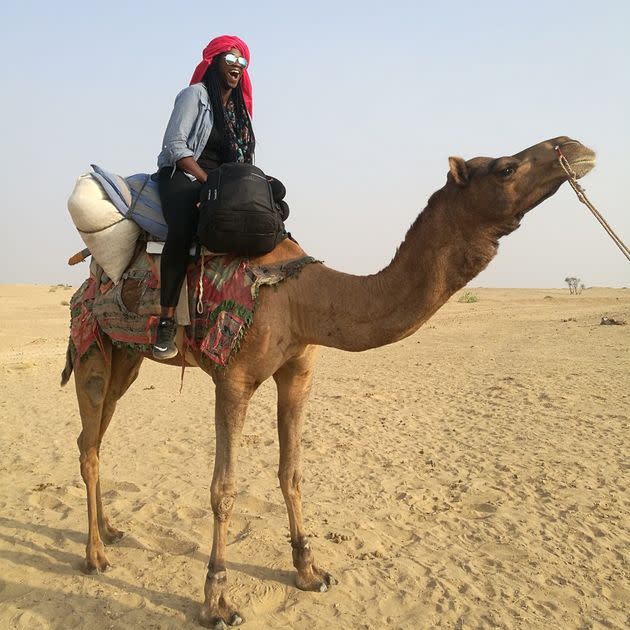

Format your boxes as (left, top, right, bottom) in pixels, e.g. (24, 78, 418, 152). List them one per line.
(91, 165, 168, 241)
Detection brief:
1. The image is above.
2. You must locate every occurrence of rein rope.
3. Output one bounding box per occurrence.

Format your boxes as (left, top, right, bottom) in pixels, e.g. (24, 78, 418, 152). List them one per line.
(554, 145, 630, 263)
(197, 252, 206, 314)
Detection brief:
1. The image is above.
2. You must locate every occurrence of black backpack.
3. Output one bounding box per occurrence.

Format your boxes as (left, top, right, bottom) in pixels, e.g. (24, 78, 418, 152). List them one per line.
(197, 163, 287, 256)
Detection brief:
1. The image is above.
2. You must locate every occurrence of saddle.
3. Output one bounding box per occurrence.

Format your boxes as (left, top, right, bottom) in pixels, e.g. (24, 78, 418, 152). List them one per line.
(70, 239, 316, 367)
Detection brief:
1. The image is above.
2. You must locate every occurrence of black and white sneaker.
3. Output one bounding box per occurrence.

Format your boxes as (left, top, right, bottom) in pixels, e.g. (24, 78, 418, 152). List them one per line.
(152, 318, 178, 360)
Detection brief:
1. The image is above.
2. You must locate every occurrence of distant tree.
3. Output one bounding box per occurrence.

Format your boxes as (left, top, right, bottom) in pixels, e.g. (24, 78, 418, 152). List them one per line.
(564, 276, 583, 294)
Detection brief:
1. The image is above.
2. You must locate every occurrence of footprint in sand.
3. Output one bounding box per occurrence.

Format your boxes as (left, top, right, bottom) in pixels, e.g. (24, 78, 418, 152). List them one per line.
(459, 490, 502, 519)
(174, 505, 209, 520)
(28, 489, 71, 518)
(237, 555, 295, 615)
(101, 480, 142, 499)
(6, 608, 49, 629)
(479, 542, 528, 562)
(5, 362, 36, 372)
(239, 494, 284, 518)
(112, 480, 141, 492)
(133, 522, 199, 555)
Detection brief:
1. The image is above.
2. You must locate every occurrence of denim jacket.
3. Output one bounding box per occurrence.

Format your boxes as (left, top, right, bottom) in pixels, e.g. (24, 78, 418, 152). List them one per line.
(157, 83, 214, 170)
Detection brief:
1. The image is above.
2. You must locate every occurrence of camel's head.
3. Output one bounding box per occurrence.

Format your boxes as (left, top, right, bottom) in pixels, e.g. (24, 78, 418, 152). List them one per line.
(446, 136, 596, 238)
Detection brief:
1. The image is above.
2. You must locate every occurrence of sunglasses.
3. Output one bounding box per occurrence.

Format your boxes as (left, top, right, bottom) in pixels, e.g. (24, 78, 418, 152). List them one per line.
(224, 53, 248, 69)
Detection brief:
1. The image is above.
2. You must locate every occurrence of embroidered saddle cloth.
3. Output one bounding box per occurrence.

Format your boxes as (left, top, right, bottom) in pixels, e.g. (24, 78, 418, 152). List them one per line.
(70, 247, 316, 367)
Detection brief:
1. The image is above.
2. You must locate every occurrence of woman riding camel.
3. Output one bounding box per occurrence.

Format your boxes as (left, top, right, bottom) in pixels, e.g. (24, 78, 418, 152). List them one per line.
(153, 35, 255, 359)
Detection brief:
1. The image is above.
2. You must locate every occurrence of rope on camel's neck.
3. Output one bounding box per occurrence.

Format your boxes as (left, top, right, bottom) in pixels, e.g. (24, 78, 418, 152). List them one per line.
(554, 145, 630, 263)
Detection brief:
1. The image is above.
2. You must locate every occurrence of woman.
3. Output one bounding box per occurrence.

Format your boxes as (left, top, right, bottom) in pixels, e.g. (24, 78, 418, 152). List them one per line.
(153, 36, 255, 359)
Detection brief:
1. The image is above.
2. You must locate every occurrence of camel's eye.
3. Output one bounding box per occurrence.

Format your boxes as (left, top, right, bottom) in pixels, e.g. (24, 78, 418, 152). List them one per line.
(491, 159, 518, 180)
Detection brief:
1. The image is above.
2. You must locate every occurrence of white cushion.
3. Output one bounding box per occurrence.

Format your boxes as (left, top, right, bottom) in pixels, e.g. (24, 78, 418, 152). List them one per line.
(67, 174, 140, 284)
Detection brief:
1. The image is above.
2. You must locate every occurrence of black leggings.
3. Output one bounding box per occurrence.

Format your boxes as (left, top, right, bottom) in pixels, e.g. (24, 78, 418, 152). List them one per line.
(158, 168, 202, 308)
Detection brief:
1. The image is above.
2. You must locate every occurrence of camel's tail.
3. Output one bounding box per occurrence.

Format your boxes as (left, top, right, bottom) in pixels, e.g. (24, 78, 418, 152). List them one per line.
(60, 339, 74, 386)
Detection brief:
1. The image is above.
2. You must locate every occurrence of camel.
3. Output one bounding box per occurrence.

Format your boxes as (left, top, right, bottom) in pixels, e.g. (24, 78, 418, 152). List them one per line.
(61, 136, 595, 628)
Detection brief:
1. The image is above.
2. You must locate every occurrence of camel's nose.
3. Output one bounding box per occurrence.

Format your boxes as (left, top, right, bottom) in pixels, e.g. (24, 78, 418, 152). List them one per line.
(512, 136, 589, 162)
(551, 135, 574, 147)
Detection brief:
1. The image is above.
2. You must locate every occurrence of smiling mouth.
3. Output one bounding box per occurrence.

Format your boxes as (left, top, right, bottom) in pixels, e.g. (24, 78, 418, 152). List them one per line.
(228, 70, 240, 80)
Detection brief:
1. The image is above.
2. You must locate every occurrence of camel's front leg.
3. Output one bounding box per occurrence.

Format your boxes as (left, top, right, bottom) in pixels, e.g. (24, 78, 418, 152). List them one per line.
(274, 356, 336, 592)
(199, 379, 255, 629)
(94, 347, 143, 544)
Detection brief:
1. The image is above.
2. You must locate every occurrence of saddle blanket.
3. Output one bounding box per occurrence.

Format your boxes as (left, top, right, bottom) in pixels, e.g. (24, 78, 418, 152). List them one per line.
(69, 249, 317, 367)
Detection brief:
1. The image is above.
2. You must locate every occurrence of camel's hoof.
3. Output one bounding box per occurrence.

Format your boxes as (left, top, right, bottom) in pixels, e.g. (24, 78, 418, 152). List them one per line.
(199, 612, 244, 629)
(321, 572, 337, 590)
(200, 568, 243, 628)
(296, 569, 336, 592)
(81, 559, 111, 575)
(81, 543, 112, 574)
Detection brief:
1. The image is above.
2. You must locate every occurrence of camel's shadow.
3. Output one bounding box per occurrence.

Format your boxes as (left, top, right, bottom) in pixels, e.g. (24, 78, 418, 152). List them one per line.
(0, 516, 295, 624)
(225, 560, 295, 587)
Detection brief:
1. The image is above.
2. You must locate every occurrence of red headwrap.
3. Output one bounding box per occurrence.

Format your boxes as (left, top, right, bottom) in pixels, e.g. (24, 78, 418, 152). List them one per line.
(189, 35, 253, 117)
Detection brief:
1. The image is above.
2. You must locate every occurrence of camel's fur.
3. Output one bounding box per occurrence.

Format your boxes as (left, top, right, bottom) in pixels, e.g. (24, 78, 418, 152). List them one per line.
(62, 137, 594, 627)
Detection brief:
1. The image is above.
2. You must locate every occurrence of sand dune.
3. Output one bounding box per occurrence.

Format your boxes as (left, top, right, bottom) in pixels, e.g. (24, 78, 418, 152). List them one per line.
(0, 285, 628, 629)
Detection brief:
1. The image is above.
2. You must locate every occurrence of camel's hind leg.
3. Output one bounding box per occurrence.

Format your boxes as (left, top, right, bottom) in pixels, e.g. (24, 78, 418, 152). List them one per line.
(95, 345, 144, 543)
(74, 340, 143, 572)
(274, 351, 335, 592)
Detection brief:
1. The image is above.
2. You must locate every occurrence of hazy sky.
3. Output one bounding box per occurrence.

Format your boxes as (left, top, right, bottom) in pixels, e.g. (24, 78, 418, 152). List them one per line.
(1, 0, 628, 287)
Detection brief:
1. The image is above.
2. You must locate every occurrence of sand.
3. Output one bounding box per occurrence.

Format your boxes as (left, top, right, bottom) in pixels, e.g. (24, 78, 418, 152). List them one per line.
(0, 284, 628, 629)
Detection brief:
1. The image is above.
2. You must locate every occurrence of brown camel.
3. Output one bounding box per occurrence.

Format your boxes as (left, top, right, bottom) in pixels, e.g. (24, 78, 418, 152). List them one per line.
(61, 136, 594, 628)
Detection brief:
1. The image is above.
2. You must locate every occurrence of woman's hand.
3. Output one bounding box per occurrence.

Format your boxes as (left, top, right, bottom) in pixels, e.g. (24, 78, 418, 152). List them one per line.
(176, 157, 208, 183)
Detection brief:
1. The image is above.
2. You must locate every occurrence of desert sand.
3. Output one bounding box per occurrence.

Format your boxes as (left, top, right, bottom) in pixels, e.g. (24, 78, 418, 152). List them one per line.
(0, 284, 628, 629)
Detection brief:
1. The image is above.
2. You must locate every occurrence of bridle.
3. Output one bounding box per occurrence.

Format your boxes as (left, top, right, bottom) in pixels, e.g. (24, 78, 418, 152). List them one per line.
(554, 145, 630, 263)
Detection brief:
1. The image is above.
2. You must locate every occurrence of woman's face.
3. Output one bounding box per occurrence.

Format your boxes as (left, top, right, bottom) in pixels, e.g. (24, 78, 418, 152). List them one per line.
(218, 47, 246, 90)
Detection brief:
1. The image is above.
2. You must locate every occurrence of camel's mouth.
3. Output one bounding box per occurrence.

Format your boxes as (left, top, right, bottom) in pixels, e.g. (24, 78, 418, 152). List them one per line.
(558, 140, 596, 180)
(522, 146, 594, 215)
(570, 156, 596, 179)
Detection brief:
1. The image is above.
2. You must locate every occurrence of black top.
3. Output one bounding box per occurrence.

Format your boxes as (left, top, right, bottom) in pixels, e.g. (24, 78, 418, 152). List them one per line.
(197, 122, 223, 172)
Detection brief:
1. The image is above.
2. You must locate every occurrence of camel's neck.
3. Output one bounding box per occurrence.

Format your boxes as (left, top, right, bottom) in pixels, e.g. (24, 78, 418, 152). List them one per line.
(297, 190, 498, 351)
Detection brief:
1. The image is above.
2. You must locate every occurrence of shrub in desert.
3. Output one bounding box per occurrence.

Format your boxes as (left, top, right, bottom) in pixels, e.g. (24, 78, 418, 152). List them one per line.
(457, 291, 479, 303)
(564, 276, 584, 295)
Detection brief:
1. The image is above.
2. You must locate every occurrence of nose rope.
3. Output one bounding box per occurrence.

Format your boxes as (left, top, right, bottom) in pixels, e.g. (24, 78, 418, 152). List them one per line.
(554, 145, 630, 263)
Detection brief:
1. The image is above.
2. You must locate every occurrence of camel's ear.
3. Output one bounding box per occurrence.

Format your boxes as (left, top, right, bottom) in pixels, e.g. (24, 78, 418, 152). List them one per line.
(448, 156, 469, 187)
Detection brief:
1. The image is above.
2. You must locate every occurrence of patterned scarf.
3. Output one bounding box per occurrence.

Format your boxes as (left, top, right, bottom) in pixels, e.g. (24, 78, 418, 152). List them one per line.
(224, 99, 253, 164)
